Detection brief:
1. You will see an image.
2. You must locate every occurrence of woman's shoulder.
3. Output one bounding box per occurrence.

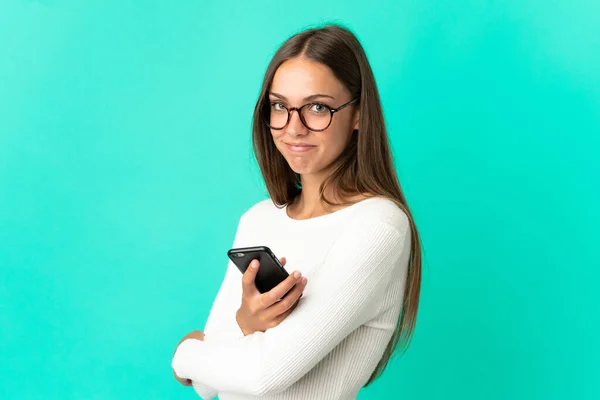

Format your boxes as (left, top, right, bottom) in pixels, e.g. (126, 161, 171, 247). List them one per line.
(238, 198, 281, 221)
(348, 194, 409, 233)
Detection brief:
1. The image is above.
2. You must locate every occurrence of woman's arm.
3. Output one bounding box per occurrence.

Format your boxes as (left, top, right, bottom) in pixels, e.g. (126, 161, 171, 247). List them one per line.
(202, 262, 246, 341)
(201, 211, 250, 342)
(185, 262, 244, 399)
(190, 380, 218, 400)
(185, 214, 249, 398)
(172, 213, 411, 396)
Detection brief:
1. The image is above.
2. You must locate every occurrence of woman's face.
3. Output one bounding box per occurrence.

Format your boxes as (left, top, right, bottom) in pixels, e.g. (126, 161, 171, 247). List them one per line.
(268, 57, 359, 178)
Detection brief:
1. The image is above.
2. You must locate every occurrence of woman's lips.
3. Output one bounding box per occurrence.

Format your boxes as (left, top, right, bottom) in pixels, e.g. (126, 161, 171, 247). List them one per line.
(286, 143, 316, 153)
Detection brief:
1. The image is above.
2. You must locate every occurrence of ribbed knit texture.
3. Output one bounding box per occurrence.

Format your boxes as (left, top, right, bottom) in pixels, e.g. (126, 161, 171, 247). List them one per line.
(172, 197, 411, 399)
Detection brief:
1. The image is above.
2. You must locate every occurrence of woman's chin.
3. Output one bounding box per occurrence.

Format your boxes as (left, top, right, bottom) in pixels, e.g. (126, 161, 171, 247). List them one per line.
(285, 157, 332, 177)
(289, 166, 310, 175)
(290, 165, 329, 178)
(285, 158, 312, 174)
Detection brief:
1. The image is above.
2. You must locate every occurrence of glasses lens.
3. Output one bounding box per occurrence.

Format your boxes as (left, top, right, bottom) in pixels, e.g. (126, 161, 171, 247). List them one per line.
(268, 102, 288, 129)
(265, 102, 332, 130)
(301, 103, 331, 131)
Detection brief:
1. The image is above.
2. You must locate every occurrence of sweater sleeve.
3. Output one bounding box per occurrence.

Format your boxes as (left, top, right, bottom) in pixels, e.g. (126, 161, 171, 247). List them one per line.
(172, 215, 411, 396)
(187, 214, 248, 399)
(203, 212, 248, 340)
(201, 261, 246, 341)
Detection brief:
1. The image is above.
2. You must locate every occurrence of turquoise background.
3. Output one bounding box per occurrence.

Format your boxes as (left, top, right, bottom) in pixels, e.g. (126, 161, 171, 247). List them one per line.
(1, 1, 598, 399)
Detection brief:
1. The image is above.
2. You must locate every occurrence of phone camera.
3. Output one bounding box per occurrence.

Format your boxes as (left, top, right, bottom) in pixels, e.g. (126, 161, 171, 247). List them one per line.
(233, 253, 244, 258)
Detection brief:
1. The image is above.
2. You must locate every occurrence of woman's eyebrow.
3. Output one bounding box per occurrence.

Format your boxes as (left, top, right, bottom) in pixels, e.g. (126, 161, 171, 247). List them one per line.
(269, 92, 336, 101)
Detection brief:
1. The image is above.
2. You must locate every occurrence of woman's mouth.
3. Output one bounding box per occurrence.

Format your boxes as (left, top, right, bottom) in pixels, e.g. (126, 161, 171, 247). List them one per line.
(285, 143, 316, 153)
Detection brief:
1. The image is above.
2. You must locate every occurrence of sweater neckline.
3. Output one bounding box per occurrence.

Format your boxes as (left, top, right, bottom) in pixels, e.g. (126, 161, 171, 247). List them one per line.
(282, 196, 384, 223)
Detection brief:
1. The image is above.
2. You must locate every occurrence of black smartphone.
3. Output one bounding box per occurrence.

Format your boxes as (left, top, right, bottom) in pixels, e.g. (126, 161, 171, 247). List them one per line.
(227, 246, 291, 294)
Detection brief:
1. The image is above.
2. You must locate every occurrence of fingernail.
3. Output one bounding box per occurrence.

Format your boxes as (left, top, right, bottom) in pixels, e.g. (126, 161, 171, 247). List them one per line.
(251, 261, 258, 268)
(302, 277, 307, 284)
(293, 271, 301, 279)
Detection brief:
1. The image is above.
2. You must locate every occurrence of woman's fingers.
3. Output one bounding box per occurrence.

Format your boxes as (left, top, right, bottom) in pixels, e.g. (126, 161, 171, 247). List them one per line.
(173, 370, 193, 386)
(268, 275, 307, 316)
(260, 269, 303, 308)
(273, 296, 302, 324)
(241, 259, 260, 296)
(237, 256, 306, 334)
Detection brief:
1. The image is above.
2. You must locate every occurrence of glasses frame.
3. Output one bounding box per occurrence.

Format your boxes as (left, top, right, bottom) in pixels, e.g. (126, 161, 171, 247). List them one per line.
(263, 98, 359, 132)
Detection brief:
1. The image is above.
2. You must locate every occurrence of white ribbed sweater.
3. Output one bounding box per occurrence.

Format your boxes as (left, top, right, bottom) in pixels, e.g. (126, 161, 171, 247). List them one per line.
(171, 197, 411, 399)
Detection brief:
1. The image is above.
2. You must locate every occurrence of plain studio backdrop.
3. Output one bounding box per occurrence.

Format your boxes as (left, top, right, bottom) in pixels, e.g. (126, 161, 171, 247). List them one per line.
(0, 1, 598, 399)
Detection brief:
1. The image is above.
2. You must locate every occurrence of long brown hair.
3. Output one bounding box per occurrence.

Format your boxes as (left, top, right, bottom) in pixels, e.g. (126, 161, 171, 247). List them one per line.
(251, 23, 422, 387)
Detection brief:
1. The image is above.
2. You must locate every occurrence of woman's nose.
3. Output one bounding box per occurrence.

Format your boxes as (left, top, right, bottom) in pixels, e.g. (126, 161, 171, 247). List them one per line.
(285, 109, 308, 136)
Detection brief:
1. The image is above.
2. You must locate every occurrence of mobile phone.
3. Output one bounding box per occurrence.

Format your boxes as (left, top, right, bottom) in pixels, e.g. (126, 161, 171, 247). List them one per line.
(227, 246, 291, 294)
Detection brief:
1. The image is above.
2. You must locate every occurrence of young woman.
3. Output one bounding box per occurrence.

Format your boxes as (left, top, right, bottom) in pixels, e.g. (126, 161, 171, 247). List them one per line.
(172, 23, 422, 399)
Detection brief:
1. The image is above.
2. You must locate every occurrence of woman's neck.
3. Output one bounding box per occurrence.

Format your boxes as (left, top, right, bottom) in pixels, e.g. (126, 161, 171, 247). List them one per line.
(288, 174, 368, 219)
(286, 172, 326, 218)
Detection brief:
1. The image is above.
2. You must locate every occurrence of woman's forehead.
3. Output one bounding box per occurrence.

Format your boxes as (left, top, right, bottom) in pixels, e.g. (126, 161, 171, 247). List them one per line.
(270, 58, 345, 101)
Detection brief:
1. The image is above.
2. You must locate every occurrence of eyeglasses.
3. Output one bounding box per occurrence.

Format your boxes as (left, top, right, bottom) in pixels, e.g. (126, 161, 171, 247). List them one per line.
(262, 98, 358, 132)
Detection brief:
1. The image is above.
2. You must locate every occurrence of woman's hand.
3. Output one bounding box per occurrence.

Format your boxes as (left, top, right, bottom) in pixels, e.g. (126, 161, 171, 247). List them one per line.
(172, 330, 205, 386)
(236, 257, 308, 336)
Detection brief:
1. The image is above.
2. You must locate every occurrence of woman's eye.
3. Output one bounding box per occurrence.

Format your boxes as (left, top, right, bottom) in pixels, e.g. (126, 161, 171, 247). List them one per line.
(271, 102, 285, 112)
(309, 103, 328, 113)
